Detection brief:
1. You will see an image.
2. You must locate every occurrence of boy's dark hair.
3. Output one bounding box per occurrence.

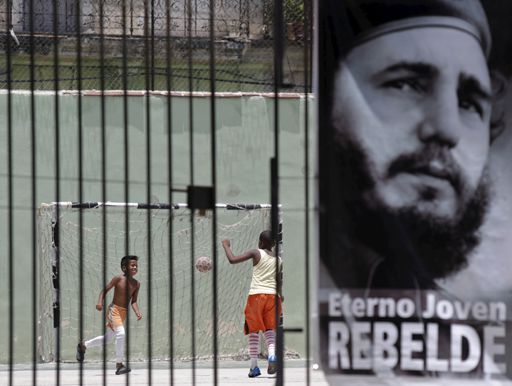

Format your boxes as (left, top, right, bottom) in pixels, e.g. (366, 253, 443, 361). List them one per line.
(121, 255, 139, 272)
(259, 230, 275, 248)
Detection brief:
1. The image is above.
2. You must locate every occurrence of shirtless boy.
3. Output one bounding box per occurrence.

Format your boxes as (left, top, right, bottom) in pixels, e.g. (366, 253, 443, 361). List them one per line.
(76, 255, 142, 375)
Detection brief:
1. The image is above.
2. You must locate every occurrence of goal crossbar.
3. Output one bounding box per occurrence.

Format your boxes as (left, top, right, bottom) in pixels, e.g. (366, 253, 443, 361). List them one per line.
(42, 201, 273, 210)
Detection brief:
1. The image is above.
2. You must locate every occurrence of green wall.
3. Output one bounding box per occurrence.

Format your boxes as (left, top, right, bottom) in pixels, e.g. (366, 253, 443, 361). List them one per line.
(0, 91, 315, 363)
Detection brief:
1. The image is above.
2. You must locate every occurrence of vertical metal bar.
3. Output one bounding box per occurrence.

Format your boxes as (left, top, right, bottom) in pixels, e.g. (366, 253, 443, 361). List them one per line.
(186, 0, 197, 383)
(6, 0, 14, 383)
(143, 0, 153, 383)
(29, 0, 39, 383)
(208, 0, 219, 384)
(194, 0, 198, 35)
(303, 1, 311, 384)
(150, 0, 155, 90)
(121, 0, 131, 384)
(129, 0, 134, 35)
(98, 0, 108, 384)
(165, 2, 175, 383)
(51, 206, 60, 374)
(75, 0, 85, 384)
(273, 0, 284, 88)
(271, 157, 282, 383)
(52, 0, 62, 382)
(273, 1, 284, 385)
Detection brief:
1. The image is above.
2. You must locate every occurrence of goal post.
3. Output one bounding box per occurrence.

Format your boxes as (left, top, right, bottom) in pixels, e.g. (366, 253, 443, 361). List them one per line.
(37, 201, 283, 362)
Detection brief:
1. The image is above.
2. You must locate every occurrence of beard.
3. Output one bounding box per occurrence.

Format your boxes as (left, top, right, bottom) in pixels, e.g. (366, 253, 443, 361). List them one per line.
(331, 135, 491, 286)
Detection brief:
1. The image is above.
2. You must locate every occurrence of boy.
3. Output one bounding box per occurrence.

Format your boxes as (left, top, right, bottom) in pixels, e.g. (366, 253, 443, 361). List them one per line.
(76, 255, 142, 375)
(222, 230, 283, 378)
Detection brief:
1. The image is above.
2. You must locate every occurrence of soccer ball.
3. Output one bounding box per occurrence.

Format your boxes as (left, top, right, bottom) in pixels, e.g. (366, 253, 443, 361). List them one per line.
(195, 256, 212, 273)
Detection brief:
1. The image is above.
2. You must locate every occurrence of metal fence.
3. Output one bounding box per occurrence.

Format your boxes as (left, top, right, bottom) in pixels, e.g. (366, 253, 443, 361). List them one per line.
(2, 0, 313, 385)
(0, 0, 310, 91)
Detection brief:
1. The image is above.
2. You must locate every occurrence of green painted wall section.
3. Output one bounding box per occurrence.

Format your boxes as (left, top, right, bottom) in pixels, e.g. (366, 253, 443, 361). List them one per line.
(0, 92, 315, 363)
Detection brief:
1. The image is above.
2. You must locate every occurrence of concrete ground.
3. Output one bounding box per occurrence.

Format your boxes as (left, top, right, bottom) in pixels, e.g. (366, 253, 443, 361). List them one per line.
(0, 360, 329, 385)
(2, 361, 512, 385)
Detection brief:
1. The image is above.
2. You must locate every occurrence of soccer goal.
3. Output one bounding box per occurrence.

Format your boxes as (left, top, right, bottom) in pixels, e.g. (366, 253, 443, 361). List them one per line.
(37, 201, 282, 363)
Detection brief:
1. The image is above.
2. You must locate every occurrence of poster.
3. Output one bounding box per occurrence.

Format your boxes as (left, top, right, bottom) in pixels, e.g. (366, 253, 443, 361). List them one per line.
(317, 0, 512, 379)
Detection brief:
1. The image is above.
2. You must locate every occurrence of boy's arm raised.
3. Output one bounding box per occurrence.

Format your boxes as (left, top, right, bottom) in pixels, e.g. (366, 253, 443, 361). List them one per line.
(131, 282, 142, 320)
(96, 276, 120, 311)
(221, 239, 260, 265)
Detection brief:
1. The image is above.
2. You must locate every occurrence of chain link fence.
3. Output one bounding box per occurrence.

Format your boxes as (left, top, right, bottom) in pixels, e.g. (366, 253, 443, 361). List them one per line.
(0, 0, 310, 92)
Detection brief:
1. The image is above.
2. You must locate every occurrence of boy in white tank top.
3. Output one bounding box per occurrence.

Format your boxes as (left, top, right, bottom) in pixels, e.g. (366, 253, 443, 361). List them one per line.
(222, 230, 283, 378)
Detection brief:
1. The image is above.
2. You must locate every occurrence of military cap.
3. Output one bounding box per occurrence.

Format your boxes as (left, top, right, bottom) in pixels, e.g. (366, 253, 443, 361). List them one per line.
(327, 0, 491, 58)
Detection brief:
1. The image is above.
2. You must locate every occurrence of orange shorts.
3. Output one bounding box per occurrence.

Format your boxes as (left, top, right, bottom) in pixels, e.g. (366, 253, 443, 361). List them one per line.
(106, 303, 127, 331)
(244, 294, 282, 335)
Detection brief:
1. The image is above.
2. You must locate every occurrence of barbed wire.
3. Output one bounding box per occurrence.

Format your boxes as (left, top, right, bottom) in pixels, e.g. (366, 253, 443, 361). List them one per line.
(0, 0, 310, 92)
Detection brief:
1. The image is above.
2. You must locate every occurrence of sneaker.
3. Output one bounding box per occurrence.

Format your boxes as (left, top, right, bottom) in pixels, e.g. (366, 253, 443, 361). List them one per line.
(248, 366, 261, 378)
(267, 355, 277, 374)
(115, 365, 131, 375)
(76, 342, 86, 362)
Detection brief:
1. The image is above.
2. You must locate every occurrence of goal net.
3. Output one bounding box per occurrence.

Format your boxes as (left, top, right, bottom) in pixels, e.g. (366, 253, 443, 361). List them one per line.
(37, 201, 280, 362)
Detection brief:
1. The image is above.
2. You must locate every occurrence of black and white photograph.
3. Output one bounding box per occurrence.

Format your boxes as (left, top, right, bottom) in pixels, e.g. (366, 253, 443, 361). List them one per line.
(318, 0, 512, 380)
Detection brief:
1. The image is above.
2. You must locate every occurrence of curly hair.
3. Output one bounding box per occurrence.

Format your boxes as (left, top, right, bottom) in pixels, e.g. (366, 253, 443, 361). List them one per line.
(120, 255, 139, 273)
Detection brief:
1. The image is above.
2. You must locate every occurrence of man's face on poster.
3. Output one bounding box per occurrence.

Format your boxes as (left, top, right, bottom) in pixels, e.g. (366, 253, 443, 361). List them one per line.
(330, 27, 493, 278)
(331, 27, 492, 223)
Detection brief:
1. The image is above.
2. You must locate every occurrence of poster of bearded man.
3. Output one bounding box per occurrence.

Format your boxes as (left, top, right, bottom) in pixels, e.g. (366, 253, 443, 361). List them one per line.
(316, 0, 512, 381)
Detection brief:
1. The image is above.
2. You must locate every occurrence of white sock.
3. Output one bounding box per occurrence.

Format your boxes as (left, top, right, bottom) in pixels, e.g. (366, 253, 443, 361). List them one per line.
(84, 329, 115, 348)
(249, 333, 259, 368)
(264, 330, 275, 357)
(114, 326, 126, 363)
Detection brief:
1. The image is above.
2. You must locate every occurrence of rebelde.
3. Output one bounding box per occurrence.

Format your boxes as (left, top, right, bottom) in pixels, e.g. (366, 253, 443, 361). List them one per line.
(328, 321, 505, 374)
